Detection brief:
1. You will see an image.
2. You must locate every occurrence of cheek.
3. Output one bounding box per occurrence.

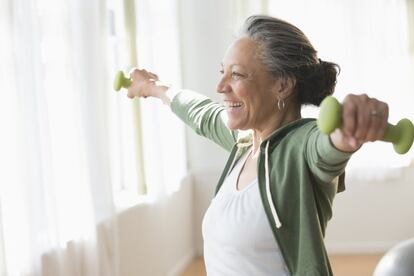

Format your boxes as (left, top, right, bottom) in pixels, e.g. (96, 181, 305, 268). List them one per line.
(245, 93, 267, 110)
(233, 84, 254, 105)
(247, 96, 275, 122)
(233, 83, 273, 116)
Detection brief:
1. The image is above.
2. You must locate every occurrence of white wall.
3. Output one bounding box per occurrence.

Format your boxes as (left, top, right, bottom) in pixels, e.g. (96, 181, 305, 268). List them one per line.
(178, 0, 234, 174)
(117, 176, 194, 276)
(325, 167, 414, 254)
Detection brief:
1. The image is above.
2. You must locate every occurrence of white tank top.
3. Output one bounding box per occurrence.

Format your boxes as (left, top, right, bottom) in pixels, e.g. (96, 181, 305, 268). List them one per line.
(202, 150, 290, 276)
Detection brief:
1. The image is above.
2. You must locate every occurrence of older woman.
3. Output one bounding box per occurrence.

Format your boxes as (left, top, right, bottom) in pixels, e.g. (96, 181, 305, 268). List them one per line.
(126, 15, 388, 276)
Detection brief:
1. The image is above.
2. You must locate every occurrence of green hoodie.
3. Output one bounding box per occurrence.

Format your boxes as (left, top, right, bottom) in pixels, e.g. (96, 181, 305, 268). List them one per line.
(170, 90, 352, 276)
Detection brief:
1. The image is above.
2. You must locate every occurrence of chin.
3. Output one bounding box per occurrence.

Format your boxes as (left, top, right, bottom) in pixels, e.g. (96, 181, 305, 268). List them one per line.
(226, 124, 238, 130)
(226, 120, 238, 130)
(226, 120, 248, 131)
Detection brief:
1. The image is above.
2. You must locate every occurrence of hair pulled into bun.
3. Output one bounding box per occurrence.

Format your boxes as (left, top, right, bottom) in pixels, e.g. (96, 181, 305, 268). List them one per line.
(241, 15, 340, 106)
(295, 59, 340, 106)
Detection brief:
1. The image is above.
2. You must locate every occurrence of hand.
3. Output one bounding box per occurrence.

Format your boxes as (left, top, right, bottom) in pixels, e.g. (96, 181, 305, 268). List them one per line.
(126, 68, 159, 99)
(330, 94, 389, 152)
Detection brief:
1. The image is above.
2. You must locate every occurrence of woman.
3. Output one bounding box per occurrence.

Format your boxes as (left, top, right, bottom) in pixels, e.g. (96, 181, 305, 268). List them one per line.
(126, 15, 388, 276)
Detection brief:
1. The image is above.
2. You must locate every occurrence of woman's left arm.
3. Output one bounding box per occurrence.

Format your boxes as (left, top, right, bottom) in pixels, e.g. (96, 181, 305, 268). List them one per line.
(329, 94, 389, 153)
(304, 94, 389, 187)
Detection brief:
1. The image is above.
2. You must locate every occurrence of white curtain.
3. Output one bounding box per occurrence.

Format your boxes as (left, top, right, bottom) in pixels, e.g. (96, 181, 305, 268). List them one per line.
(134, 0, 187, 197)
(0, 0, 119, 275)
(264, 0, 414, 179)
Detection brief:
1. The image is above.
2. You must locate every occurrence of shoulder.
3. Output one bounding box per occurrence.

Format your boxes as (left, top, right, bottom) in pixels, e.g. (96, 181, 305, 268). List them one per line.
(284, 120, 318, 144)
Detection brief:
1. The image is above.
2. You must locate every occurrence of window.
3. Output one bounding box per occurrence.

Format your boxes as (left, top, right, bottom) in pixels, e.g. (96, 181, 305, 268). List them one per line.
(107, 0, 187, 207)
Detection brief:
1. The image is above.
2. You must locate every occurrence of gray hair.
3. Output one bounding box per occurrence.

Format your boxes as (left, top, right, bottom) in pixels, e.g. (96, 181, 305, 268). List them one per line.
(240, 15, 339, 106)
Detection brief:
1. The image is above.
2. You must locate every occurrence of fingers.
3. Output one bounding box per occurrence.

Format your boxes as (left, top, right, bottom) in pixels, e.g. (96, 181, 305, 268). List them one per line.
(365, 100, 388, 141)
(128, 68, 141, 80)
(353, 94, 369, 142)
(127, 88, 135, 99)
(147, 72, 159, 81)
(128, 68, 158, 81)
(342, 94, 358, 137)
(341, 93, 388, 145)
(126, 80, 154, 99)
(126, 68, 158, 99)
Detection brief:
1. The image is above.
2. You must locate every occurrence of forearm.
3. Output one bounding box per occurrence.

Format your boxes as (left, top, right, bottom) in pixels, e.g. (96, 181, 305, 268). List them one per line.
(306, 125, 353, 184)
(145, 83, 171, 106)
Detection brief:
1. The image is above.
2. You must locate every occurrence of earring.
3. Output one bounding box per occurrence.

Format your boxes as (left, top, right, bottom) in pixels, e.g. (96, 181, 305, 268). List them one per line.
(277, 99, 285, 110)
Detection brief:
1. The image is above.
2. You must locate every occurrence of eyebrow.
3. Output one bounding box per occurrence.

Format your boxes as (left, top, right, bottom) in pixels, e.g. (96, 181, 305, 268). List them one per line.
(220, 62, 245, 69)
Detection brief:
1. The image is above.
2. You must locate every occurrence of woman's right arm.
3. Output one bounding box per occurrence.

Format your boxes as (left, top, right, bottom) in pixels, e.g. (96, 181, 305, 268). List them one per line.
(126, 68, 238, 152)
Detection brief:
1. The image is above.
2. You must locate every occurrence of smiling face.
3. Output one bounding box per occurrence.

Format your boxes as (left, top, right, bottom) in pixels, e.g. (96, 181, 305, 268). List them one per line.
(217, 37, 284, 131)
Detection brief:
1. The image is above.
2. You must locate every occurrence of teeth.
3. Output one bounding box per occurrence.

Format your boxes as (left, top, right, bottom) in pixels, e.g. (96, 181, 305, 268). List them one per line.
(224, 101, 243, 108)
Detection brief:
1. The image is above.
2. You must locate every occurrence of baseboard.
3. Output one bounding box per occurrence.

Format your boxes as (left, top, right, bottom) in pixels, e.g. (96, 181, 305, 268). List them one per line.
(167, 250, 196, 276)
(326, 241, 398, 254)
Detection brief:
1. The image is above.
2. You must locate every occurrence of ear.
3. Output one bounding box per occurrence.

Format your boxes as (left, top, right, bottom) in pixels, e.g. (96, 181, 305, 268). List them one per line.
(272, 77, 296, 100)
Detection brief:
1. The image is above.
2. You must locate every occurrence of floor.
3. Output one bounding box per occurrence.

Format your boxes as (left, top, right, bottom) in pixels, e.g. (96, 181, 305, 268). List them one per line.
(182, 254, 384, 276)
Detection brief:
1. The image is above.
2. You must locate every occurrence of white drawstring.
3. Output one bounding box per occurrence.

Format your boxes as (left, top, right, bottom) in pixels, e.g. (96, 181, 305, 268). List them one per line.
(265, 141, 282, 228)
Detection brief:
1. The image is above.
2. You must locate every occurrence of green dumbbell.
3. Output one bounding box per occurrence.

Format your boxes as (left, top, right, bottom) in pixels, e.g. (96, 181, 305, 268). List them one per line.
(317, 96, 414, 154)
(113, 70, 132, 91)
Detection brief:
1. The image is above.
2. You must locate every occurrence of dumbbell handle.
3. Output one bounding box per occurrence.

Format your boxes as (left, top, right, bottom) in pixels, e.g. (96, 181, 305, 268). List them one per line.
(113, 71, 132, 91)
(317, 96, 414, 154)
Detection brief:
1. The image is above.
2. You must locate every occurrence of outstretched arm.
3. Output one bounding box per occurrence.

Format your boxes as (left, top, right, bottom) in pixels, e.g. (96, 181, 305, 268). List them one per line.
(305, 94, 389, 190)
(124, 68, 237, 152)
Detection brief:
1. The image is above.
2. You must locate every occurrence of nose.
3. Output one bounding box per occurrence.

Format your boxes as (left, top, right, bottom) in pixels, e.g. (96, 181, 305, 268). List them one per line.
(217, 75, 230, 94)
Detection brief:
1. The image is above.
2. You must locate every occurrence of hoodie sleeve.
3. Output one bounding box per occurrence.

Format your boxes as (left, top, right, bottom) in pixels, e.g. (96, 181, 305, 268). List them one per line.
(170, 89, 238, 152)
(304, 124, 353, 192)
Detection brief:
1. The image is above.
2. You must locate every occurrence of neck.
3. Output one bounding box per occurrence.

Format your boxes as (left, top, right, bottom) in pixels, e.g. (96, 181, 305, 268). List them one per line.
(251, 106, 301, 158)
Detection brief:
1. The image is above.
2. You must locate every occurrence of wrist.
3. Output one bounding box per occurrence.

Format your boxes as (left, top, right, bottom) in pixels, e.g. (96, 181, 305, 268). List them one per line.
(329, 130, 362, 153)
(152, 83, 171, 105)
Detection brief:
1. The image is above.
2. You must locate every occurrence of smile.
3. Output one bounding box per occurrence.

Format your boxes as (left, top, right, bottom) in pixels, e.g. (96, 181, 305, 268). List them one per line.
(224, 101, 244, 108)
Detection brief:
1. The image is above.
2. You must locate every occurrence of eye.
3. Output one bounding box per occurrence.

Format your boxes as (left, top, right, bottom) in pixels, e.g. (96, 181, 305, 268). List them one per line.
(231, 72, 245, 79)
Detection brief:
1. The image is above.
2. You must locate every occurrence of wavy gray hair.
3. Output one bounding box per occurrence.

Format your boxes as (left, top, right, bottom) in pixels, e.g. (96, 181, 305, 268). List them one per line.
(240, 15, 339, 106)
